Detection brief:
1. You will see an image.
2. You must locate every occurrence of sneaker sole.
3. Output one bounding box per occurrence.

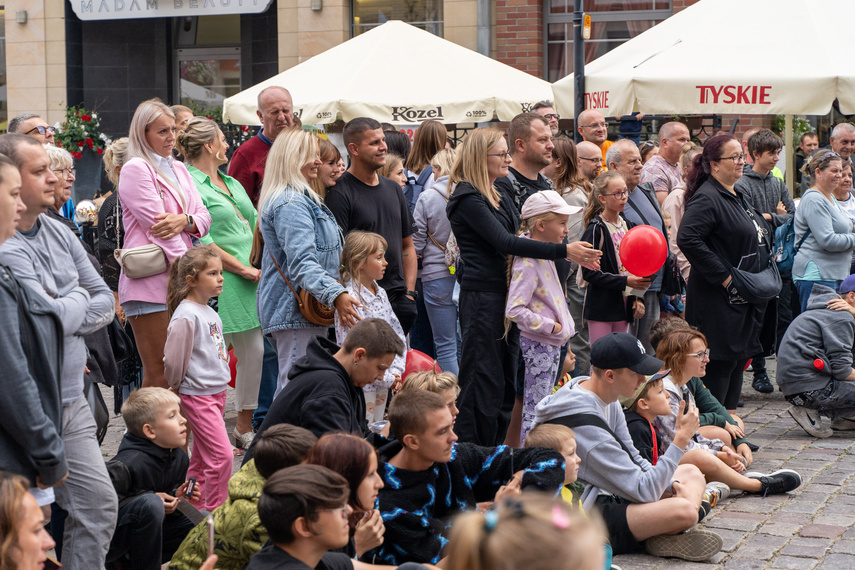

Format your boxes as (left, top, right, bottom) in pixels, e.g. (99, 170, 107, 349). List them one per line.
(645, 530, 723, 562)
(788, 407, 833, 438)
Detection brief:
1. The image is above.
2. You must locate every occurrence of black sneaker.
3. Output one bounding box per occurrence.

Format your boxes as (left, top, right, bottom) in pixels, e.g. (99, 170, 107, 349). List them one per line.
(745, 469, 802, 497)
(752, 372, 774, 393)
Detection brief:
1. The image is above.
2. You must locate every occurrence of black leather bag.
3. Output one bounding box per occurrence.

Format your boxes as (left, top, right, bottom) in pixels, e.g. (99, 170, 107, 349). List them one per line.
(660, 253, 686, 296)
(107, 315, 133, 363)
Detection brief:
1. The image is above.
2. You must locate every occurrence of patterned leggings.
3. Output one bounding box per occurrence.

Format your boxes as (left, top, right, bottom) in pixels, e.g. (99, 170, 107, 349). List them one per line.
(520, 337, 562, 444)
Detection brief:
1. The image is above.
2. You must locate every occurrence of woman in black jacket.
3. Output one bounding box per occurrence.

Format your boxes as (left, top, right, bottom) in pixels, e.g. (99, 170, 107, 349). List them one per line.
(445, 128, 601, 446)
(580, 171, 649, 347)
(677, 134, 775, 413)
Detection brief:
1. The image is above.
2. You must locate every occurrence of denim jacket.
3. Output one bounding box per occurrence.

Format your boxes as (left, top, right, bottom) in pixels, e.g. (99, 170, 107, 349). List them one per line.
(257, 188, 345, 333)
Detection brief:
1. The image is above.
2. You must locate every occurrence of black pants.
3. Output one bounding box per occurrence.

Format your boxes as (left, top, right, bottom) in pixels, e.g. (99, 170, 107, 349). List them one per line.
(705, 358, 750, 410)
(408, 279, 436, 357)
(106, 493, 196, 569)
(387, 289, 419, 336)
(455, 289, 519, 446)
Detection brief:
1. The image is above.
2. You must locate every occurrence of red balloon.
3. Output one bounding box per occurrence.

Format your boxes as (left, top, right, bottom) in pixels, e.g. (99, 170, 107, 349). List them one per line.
(404, 348, 440, 381)
(619, 225, 668, 277)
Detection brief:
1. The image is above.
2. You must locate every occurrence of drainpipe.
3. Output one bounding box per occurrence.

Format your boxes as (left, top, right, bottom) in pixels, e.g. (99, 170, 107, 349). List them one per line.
(477, 0, 490, 56)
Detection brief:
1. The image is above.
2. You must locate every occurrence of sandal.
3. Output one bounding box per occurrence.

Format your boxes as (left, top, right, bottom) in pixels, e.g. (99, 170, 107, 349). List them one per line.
(233, 428, 254, 450)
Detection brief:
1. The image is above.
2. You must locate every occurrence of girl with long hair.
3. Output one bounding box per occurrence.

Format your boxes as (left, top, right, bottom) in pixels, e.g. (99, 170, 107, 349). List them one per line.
(309, 139, 342, 201)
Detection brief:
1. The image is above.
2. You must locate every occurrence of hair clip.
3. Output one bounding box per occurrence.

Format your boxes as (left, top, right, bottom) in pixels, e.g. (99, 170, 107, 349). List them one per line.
(483, 509, 498, 532)
(552, 504, 571, 529)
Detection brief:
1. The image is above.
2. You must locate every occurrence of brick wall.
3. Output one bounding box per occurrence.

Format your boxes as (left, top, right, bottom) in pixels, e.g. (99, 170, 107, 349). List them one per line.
(673, 0, 701, 12)
(495, 0, 543, 77)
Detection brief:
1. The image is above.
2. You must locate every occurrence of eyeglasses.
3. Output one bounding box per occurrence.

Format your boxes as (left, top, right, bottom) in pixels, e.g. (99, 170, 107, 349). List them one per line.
(578, 156, 603, 165)
(641, 141, 657, 148)
(487, 151, 511, 159)
(25, 125, 56, 136)
(690, 349, 711, 361)
(543, 113, 560, 120)
(716, 153, 746, 164)
(603, 190, 629, 198)
(580, 123, 607, 129)
(320, 505, 349, 516)
(52, 168, 76, 178)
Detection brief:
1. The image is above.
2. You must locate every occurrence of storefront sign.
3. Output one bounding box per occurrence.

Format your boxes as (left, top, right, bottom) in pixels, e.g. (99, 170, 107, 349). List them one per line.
(71, 0, 273, 20)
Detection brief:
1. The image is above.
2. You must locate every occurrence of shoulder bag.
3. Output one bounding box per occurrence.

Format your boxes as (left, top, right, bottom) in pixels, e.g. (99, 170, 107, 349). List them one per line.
(113, 177, 175, 279)
(268, 252, 335, 327)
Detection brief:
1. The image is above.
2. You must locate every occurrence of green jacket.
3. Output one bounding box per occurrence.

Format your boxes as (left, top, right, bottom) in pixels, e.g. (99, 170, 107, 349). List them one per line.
(168, 460, 267, 570)
(687, 377, 748, 448)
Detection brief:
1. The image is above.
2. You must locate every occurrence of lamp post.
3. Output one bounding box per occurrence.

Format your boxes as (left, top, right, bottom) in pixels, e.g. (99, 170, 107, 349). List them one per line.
(573, 0, 585, 143)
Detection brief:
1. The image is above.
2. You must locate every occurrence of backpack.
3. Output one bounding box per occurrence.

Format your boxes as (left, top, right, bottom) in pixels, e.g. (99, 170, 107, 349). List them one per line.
(404, 166, 433, 213)
(774, 216, 810, 273)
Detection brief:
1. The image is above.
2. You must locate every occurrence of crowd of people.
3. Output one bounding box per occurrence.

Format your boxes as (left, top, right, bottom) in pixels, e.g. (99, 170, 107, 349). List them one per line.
(2, 89, 855, 570)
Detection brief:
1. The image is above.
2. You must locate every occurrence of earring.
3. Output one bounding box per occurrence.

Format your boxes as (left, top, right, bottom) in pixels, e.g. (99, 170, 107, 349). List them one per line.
(354, 361, 359, 365)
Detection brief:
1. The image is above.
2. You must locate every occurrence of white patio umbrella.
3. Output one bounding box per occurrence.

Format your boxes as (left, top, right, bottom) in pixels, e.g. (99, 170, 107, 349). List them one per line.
(552, 0, 855, 189)
(552, 0, 855, 118)
(224, 20, 554, 126)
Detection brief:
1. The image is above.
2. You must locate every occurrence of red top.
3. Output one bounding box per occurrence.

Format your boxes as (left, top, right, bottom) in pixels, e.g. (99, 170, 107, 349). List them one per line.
(228, 134, 272, 207)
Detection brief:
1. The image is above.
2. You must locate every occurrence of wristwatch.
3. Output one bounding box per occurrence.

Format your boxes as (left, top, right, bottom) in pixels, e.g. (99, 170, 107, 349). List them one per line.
(406, 289, 418, 299)
(186, 214, 194, 228)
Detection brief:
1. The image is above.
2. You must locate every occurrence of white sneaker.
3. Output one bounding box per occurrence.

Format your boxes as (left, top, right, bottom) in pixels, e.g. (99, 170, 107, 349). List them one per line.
(788, 406, 832, 438)
(704, 481, 731, 507)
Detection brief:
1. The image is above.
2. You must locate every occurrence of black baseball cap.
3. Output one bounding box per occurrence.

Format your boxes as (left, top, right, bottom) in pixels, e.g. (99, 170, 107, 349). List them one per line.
(591, 332, 666, 376)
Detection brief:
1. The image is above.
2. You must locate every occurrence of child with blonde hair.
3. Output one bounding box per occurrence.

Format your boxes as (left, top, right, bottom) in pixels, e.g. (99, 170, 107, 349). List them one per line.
(506, 190, 579, 442)
(335, 231, 406, 423)
(164, 245, 232, 511)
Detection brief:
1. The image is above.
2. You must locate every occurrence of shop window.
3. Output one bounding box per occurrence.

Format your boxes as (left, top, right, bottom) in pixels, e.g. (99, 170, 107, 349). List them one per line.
(352, 0, 443, 37)
(174, 16, 241, 114)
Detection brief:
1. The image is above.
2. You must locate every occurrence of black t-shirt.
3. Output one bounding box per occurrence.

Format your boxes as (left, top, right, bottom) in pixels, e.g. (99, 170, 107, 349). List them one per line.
(494, 167, 553, 214)
(325, 171, 415, 294)
(247, 544, 353, 570)
(495, 168, 571, 287)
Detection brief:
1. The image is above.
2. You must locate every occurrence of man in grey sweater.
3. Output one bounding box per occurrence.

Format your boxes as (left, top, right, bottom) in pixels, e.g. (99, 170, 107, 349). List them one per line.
(533, 333, 722, 562)
(779, 278, 855, 438)
(0, 134, 117, 568)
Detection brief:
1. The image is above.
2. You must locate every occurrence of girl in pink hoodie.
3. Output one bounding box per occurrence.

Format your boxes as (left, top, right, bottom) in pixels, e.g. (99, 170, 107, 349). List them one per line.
(506, 190, 580, 443)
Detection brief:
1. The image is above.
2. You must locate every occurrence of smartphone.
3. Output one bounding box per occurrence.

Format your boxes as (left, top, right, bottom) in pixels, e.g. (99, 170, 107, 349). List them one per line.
(185, 478, 196, 499)
(207, 515, 215, 557)
(682, 391, 692, 415)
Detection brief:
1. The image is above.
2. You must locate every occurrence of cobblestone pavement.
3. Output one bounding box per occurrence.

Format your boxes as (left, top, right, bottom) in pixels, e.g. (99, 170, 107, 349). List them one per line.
(99, 358, 851, 569)
(614, 359, 855, 570)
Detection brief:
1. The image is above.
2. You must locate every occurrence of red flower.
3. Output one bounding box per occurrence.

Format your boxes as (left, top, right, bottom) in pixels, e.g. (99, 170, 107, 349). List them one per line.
(77, 141, 85, 147)
(71, 151, 82, 159)
(81, 114, 91, 122)
(97, 148, 104, 155)
(241, 126, 249, 132)
(86, 138, 93, 149)
(55, 141, 62, 148)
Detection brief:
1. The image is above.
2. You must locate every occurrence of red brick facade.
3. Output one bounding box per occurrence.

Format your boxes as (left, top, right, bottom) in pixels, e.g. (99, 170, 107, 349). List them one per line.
(494, 0, 544, 77)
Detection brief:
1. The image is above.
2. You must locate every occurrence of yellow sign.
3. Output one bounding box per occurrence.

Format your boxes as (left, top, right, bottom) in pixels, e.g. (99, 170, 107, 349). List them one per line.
(583, 14, 591, 40)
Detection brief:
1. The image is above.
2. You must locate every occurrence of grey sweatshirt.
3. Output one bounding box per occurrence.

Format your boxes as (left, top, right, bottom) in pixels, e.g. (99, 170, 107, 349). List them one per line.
(533, 376, 684, 511)
(0, 215, 114, 404)
(778, 284, 855, 396)
(412, 176, 453, 282)
(793, 189, 855, 281)
(735, 166, 795, 228)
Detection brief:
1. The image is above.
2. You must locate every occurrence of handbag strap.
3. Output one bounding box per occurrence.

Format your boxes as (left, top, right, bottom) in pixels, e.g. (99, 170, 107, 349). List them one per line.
(268, 252, 304, 309)
(426, 187, 450, 251)
(546, 413, 643, 468)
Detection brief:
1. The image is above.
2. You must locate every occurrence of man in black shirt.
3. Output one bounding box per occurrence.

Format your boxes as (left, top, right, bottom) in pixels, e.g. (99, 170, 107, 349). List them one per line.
(495, 113, 555, 212)
(326, 117, 418, 334)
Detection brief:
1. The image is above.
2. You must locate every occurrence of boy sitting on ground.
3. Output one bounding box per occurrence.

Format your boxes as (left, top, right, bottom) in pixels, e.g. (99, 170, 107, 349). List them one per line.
(106, 388, 199, 569)
(169, 424, 317, 570)
(369, 389, 565, 565)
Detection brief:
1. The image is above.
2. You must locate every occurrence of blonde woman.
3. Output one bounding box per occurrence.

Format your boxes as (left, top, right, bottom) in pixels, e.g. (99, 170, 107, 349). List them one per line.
(178, 117, 263, 447)
(445, 128, 602, 446)
(118, 99, 212, 388)
(256, 129, 360, 396)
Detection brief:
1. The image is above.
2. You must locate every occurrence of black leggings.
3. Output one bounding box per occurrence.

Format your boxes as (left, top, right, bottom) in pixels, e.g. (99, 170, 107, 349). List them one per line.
(705, 358, 750, 410)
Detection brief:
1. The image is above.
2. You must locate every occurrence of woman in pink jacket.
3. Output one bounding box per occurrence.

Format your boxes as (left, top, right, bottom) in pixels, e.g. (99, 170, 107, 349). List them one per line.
(118, 99, 211, 388)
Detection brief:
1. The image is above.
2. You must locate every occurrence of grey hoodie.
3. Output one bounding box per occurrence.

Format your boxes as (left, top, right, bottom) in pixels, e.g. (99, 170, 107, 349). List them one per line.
(777, 284, 855, 396)
(735, 165, 795, 228)
(533, 376, 684, 511)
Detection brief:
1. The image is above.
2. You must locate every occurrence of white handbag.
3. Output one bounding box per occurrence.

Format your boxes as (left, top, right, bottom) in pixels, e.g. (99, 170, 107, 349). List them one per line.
(114, 244, 168, 279)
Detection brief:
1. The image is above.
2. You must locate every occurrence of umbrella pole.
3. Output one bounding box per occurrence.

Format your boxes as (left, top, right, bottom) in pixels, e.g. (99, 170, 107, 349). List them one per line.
(784, 114, 795, 193)
(573, 0, 585, 143)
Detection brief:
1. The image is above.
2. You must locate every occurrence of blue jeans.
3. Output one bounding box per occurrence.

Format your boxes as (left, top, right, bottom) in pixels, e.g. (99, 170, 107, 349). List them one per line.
(795, 279, 840, 313)
(252, 336, 279, 432)
(422, 277, 459, 376)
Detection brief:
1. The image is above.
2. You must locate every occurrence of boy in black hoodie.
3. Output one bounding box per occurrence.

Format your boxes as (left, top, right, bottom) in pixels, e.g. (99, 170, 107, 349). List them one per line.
(621, 379, 669, 465)
(244, 318, 405, 463)
(106, 388, 199, 569)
